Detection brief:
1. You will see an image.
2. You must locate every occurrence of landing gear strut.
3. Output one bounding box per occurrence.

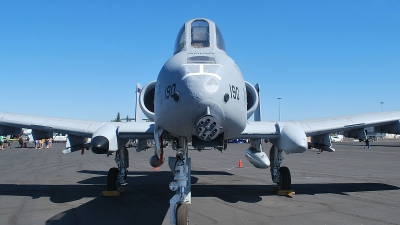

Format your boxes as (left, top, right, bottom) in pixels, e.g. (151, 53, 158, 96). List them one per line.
(269, 145, 291, 190)
(107, 146, 129, 191)
(169, 138, 191, 225)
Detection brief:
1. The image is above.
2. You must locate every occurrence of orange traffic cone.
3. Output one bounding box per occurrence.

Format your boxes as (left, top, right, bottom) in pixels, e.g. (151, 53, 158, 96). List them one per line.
(238, 159, 243, 168)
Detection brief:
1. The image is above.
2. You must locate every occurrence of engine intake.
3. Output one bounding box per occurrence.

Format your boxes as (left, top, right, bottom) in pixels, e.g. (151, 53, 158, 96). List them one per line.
(139, 81, 156, 121)
(245, 82, 259, 119)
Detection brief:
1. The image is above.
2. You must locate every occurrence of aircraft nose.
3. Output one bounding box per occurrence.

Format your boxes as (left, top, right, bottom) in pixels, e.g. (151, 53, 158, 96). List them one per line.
(180, 72, 225, 141)
(203, 76, 220, 94)
(182, 75, 221, 95)
(181, 64, 222, 95)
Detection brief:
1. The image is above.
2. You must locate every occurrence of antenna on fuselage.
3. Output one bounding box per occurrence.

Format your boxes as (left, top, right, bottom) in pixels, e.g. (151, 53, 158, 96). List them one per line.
(254, 83, 261, 121)
(135, 83, 142, 122)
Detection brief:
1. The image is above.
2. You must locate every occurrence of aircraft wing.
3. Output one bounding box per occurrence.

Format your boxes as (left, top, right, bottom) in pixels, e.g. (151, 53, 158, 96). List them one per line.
(241, 110, 400, 138)
(0, 112, 106, 137)
(298, 110, 400, 136)
(0, 112, 154, 141)
(239, 110, 400, 153)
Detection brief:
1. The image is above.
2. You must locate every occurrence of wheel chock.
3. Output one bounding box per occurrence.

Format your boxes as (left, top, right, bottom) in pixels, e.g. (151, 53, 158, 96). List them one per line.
(101, 191, 120, 196)
(277, 190, 295, 196)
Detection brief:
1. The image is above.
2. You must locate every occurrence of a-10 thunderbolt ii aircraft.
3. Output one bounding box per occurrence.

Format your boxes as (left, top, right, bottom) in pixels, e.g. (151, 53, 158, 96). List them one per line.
(1, 18, 400, 225)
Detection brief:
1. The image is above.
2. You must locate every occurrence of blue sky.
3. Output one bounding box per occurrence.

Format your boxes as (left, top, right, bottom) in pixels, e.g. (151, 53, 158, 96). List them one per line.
(1, 1, 399, 122)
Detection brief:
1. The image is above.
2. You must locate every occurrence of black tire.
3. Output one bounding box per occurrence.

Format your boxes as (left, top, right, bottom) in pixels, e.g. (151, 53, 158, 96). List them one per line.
(176, 203, 188, 225)
(278, 166, 291, 190)
(107, 167, 120, 191)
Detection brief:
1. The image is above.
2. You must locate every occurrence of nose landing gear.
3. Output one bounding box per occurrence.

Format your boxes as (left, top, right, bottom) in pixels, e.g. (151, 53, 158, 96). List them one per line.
(169, 138, 191, 225)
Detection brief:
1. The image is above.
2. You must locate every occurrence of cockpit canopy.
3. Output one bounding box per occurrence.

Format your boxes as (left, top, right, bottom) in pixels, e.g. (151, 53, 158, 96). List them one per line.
(174, 19, 226, 54)
(191, 20, 210, 48)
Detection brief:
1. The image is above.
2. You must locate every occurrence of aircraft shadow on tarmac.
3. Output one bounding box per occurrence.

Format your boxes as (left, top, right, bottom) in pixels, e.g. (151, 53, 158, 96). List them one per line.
(367, 144, 400, 148)
(0, 171, 398, 225)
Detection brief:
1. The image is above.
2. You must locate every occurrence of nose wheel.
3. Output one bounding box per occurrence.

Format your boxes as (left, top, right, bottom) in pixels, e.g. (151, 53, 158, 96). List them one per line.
(175, 203, 189, 225)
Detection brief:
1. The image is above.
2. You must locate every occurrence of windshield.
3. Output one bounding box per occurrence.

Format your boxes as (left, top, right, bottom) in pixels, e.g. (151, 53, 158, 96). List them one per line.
(215, 25, 226, 51)
(191, 20, 210, 48)
(174, 25, 186, 54)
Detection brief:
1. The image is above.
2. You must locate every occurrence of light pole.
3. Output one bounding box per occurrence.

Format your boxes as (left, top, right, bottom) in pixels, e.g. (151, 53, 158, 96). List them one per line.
(277, 98, 282, 121)
(380, 102, 384, 112)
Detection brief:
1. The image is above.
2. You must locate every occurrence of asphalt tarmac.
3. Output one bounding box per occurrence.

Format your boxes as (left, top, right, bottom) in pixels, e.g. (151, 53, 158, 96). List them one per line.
(0, 140, 399, 225)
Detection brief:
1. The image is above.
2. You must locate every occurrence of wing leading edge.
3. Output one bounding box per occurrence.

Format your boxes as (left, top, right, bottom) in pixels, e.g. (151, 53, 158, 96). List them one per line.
(0, 112, 154, 144)
(298, 110, 400, 136)
(0, 112, 105, 137)
(239, 110, 400, 153)
(241, 110, 400, 138)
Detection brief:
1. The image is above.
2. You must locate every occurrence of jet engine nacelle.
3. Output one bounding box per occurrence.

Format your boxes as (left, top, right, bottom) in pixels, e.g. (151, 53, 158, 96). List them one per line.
(270, 122, 308, 153)
(91, 123, 120, 154)
(245, 81, 259, 119)
(139, 81, 156, 122)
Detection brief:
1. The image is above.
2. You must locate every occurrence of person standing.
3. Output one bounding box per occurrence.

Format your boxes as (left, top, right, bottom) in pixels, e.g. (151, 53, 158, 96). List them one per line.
(364, 138, 370, 149)
(45, 139, 49, 149)
(5, 136, 11, 148)
(18, 135, 24, 148)
(0, 135, 3, 150)
(35, 140, 40, 149)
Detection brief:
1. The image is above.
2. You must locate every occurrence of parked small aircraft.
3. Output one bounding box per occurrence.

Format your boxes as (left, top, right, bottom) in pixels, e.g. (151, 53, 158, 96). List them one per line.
(1, 18, 400, 225)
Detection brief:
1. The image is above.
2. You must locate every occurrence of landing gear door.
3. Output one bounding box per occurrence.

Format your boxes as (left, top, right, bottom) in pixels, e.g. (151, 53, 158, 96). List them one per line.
(136, 139, 149, 152)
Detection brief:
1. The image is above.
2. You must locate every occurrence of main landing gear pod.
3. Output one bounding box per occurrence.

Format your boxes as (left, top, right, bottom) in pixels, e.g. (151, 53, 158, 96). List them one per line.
(244, 139, 294, 196)
(90, 123, 129, 195)
(102, 146, 129, 196)
(268, 122, 306, 196)
(269, 145, 295, 196)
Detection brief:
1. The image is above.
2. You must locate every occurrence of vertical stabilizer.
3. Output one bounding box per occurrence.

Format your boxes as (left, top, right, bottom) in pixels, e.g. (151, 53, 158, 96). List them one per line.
(254, 83, 261, 121)
(135, 83, 142, 122)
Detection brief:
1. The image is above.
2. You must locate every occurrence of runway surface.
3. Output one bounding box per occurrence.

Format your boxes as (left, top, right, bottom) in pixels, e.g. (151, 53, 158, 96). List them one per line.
(0, 140, 399, 225)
